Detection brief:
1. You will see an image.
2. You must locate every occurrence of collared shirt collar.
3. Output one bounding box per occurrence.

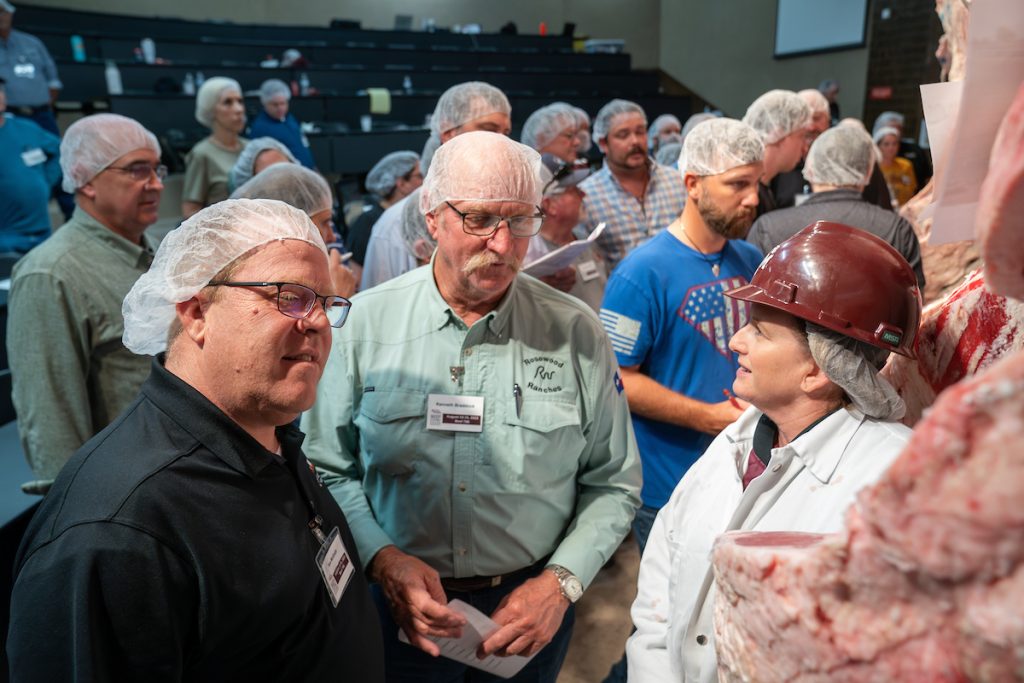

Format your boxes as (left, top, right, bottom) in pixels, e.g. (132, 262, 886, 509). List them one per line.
(72, 207, 156, 270)
(805, 188, 863, 205)
(141, 356, 304, 479)
(599, 157, 656, 195)
(423, 249, 519, 335)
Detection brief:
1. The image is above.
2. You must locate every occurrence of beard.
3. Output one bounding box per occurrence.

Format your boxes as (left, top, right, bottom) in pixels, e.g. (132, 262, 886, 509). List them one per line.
(698, 189, 756, 240)
(462, 250, 523, 276)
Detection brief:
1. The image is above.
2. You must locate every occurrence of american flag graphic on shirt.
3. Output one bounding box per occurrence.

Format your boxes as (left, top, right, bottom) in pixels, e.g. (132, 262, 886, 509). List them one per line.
(678, 276, 750, 357)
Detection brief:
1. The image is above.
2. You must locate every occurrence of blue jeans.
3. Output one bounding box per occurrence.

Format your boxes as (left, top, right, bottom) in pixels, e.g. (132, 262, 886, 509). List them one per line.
(602, 503, 662, 683)
(371, 576, 575, 683)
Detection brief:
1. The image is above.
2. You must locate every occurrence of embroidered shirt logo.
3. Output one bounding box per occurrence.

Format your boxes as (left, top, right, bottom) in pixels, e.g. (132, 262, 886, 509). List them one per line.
(523, 356, 565, 393)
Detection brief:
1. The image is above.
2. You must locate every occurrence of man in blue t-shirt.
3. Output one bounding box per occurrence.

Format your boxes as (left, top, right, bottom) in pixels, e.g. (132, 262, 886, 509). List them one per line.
(248, 78, 316, 169)
(601, 117, 769, 554)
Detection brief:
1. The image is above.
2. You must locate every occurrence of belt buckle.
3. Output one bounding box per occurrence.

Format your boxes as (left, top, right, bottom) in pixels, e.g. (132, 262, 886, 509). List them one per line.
(490, 575, 501, 588)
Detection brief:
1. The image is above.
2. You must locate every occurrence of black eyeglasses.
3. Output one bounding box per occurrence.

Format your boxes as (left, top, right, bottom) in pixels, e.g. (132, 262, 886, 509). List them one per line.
(106, 162, 168, 182)
(444, 201, 545, 238)
(205, 281, 351, 328)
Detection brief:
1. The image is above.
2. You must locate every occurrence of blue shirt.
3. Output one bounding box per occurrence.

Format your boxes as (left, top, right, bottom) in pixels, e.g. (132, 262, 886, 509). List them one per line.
(0, 29, 62, 107)
(0, 114, 60, 253)
(248, 111, 315, 168)
(599, 229, 763, 507)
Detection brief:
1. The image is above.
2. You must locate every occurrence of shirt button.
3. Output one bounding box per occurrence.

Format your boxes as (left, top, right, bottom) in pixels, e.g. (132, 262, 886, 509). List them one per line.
(458, 482, 467, 492)
(464, 348, 473, 357)
(771, 464, 782, 473)
(696, 634, 708, 646)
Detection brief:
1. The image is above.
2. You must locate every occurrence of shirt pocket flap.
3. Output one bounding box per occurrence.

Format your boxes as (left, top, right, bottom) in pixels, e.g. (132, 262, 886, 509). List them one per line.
(504, 400, 581, 432)
(359, 390, 426, 423)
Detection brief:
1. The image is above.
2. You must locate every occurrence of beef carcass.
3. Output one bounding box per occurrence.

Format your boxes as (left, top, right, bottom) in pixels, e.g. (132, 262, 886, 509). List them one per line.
(713, 348, 1024, 682)
(882, 268, 1024, 426)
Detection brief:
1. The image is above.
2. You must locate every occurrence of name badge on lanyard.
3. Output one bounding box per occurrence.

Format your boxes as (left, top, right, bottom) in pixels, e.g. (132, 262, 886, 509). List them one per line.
(426, 394, 484, 433)
(315, 527, 354, 608)
(577, 259, 600, 282)
(14, 63, 37, 79)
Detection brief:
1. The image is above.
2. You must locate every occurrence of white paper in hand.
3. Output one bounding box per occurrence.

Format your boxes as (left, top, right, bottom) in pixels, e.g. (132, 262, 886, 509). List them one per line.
(397, 599, 535, 678)
(522, 222, 606, 278)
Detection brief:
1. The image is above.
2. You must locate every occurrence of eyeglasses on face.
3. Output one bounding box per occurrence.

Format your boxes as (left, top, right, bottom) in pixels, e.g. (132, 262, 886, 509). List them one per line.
(444, 201, 545, 238)
(204, 281, 351, 328)
(106, 162, 169, 182)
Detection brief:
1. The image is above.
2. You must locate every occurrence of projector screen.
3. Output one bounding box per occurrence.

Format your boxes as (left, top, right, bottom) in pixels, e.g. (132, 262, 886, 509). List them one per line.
(774, 0, 869, 58)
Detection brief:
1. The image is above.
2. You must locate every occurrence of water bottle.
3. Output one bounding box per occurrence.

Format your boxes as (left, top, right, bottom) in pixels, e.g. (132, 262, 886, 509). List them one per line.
(402, 74, 412, 93)
(182, 72, 196, 96)
(70, 35, 86, 63)
(195, 71, 205, 87)
(140, 37, 156, 64)
(104, 60, 123, 95)
(299, 72, 311, 96)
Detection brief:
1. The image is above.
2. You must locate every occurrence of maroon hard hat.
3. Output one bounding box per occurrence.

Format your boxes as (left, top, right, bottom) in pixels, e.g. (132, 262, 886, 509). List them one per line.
(725, 221, 921, 358)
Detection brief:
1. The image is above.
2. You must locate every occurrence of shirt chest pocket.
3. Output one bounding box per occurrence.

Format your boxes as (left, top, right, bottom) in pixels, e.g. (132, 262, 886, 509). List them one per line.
(355, 390, 447, 477)
(497, 400, 585, 491)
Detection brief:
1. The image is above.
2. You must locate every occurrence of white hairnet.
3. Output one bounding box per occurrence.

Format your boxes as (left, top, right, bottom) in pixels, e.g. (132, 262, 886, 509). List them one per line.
(366, 150, 420, 197)
(682, 112, 717, 140)
(648, 114, 682, 148)
(230, 163, 333, 217)
(420, 133, 441, 175)
(571, 106, 592, 153)
(655, 142, 682, 168)
(429, 81, 510, 138)
(803, 126, 875, 188)
(60, 113, 161, 193)
(679, 118, 764, 177)
(872, 126, 901, 146)
(195, 76, 242, 127)
(742, 90, 812, 145)
(401, 188, 435, 261)
(521, 103, 577, 151)
(259, 78, 291, 104)
(807, 324, 905, 421)
(798, 88, 830, 117)
(122, 198, 327, 356)
(419, 131, 542, 214)
(872, 111, 904, 134)
(592, 99, 646, 144)
(228, 137, 297, 191)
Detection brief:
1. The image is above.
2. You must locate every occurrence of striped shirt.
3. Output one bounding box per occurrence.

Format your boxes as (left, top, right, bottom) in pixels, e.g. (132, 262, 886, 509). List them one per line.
(579, 160, 685, 270)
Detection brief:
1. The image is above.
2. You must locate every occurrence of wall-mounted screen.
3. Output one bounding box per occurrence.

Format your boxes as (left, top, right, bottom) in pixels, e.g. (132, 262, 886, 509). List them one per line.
(774, 0, 869, 58)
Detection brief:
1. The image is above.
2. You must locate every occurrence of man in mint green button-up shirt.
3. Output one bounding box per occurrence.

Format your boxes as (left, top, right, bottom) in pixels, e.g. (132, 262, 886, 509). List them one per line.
(303, 131, 641, 682)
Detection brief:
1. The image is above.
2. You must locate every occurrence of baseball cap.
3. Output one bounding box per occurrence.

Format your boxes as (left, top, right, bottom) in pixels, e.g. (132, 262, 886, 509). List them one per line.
(539, 153, 590, 197)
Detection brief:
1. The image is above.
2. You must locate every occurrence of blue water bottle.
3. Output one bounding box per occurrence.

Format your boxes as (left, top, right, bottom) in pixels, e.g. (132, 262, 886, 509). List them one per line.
(70, 35, 86, 62)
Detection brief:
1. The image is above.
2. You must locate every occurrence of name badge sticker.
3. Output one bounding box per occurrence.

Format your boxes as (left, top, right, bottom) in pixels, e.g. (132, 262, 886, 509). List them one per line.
(577, 260, 600, 282)
(13, 63, 37, 79)
(426, 394, 484, 433)
(21, 148, 46, 167)
(315, 527, 354, 608)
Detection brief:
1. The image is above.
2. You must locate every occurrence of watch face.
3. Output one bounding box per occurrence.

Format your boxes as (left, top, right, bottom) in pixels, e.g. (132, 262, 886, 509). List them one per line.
(564, 576, 583, 602)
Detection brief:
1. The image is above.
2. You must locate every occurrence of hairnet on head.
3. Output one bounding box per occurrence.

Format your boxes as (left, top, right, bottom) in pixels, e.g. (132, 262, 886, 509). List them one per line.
(60, 114, 160, 193)
(806, 323, 905, 421)
(742, 90, 812, 145)
(122, 198, 327, 356)
(429, 81, 510, 138)
(682, 112, 717, 140)
(420, 133, 441, 175)
(679, 118, 764, 177)
(648, 114, 682, 148)
(229, 137, 297, 191)
(366, 150, 420, 197)
(803, 126, 875, 188)
(655, 142, 682, 168)
(872, 111, 904, 134)
(872, 126, 901, 145)
(798, 88, 830, 117)
(259, 78, 291, 105)
(521, 103, 578, 151)
(230, 163, 333, 217)
(592, 99, 646, 145)
(195, 76, 242, 127)
(571, 106, 592, 153)
(419, 131, 542, 214)
(401, 189, 435, 261)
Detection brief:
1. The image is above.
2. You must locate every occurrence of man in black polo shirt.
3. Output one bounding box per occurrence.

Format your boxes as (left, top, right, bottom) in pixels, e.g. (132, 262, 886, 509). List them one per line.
(7, 198, 384, 682)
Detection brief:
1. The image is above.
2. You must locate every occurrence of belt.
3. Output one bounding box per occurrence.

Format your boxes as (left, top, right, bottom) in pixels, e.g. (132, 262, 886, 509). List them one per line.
(11, 105, 51, 116)
(440, 559, 547, 593)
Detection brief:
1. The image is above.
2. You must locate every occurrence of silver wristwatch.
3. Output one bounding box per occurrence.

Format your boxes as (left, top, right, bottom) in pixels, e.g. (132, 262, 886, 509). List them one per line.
(546, 564, 583, 604)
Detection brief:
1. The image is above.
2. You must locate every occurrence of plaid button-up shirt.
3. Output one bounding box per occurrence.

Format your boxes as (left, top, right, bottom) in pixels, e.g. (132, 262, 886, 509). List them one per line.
(579, 160, 685, 270)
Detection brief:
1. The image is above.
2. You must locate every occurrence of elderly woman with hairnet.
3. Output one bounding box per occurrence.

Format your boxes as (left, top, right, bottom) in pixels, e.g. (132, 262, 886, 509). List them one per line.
(627, 222, 922, 683)
(182, 77, 248, 218)
(521, 103, 581, 163)
(248, 78, 316, 169)
(231, 163, 357, 299)
(228, 137, 297, 193)
(348, 150, 422, 273)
